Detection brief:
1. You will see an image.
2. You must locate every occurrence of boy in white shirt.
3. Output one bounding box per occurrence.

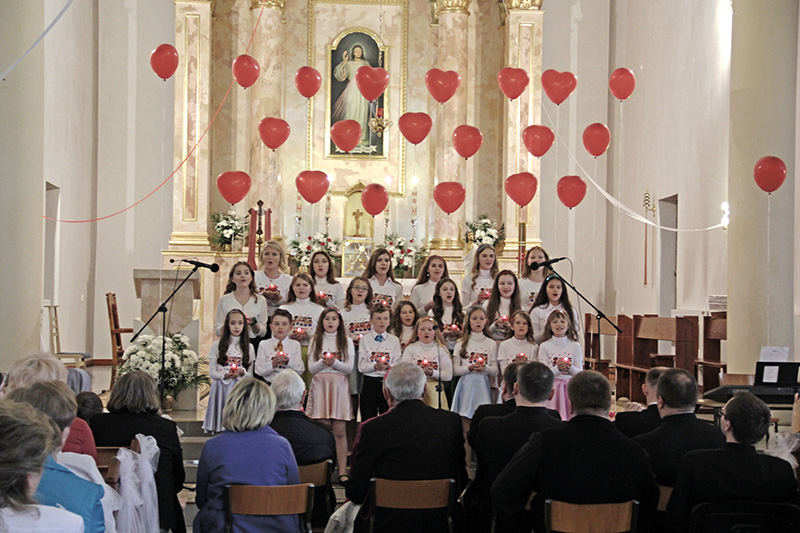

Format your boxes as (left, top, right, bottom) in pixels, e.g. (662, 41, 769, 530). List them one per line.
(255, 309, 304, 384)
(357, 304, 402, 421)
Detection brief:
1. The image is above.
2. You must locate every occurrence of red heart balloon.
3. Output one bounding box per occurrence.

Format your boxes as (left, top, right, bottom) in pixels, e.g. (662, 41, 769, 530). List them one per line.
(609, 67, 636, 101)
(296, 171, 330, 204)
(355, 66, 389, 102)
(452, 125, 483, 159)
(504, 172, 538, 207)
(754, 156, 787, 194)
(582, 123, 610, 157)
(295, 66, 322, 98)
(433, 182, 466, 214)
(330, 120, 362, 153)
(557, 175, 587, 209)
(425, 69, 462, 104)
(216, 171, 252, 205)
(541, 69, 577, 105)
(522, 125, 555, 157)
(232, 54, 260, 88)
(361, 183, 390, 216)
(398, 112, 433, 145)
(150, 44, 179, 80)
(258, 118, 291, 151)
(497, 67, 530, 100)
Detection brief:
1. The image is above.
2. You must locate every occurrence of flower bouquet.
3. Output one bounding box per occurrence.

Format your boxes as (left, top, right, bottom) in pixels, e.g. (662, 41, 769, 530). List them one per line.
(288, 232, 342, 269)
(466, 214, 505, 247)
(384, 233, 428, 278)
(210, 210, 248, 249)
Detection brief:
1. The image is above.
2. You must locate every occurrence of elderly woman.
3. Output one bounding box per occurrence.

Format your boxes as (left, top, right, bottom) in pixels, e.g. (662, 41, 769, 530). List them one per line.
(0, 401, 83, 531)
(194, 378, 301, 532)
(90, 371, 185, 532)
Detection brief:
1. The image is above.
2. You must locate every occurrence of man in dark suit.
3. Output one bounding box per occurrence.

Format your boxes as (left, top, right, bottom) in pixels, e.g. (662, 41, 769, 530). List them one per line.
(466, 362, 563, 532)
(346, 363, 468, 533)
(467, 362, 521, 449)
(492, 371, 659, 533)
(667, 391, 799, 531)
(615, 366, 666, 437)
(635, 368, 724, 486)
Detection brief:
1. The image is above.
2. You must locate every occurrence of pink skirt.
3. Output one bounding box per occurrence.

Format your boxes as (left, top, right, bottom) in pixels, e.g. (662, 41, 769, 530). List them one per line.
(546, 377, 572, 420)
(307, 372, 352, 421)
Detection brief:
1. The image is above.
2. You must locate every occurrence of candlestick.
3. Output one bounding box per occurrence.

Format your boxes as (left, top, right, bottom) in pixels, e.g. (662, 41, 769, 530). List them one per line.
(325, 194, 331, 215)
(264, 207, 272, 242)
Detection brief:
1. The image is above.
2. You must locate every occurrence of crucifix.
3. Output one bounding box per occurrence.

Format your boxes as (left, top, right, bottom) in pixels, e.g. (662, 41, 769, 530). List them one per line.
(353, 209, 365, 237)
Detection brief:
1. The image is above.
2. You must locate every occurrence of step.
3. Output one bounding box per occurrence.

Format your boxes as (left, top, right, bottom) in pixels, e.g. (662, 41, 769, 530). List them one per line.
(175, 419, 206, 437)
(180, 435, 211, 461)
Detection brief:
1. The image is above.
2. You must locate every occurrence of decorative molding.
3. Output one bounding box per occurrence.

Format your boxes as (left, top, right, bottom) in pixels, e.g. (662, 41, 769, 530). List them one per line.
(505, 0, 542, 9)
(168, 232, 212, 247)
(250, 0, 285, 11)
(433, 0, 471, 17)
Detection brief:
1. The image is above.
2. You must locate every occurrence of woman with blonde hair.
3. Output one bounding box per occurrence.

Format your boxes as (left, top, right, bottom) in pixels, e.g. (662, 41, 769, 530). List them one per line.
(254, 241, 294, 322)
(194, 378, 301, 532)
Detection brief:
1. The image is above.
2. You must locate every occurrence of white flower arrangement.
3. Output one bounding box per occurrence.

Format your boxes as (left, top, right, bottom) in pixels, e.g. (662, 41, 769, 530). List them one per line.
(118, 333, 208, 397)
(466, 214, 505, 246)
(384, 233, 429, 276)
(288, 233, 342, 268)
(210, 210, 248, 247)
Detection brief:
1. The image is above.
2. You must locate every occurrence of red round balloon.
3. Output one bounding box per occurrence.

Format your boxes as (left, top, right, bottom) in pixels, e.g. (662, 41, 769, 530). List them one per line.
(753, 156, 787, 194)
(609, 67, 636, 101)
(497, 67, 529, 100)
(232, 54, 260, 88)
(433, 182, 466, 215)
(216, 171, 252, 205)
(398, 112, 433, 145)
(522, 125, 555, 158)
(296, 171, 330, 204)
(361, 183, 390, 216)
(355, 66, 389, 102)
(425, 69, 462, 104)
(295, 66, 322, 98)
(504, 172, 538, 207)
(258, 118, 291, 150)
(557, 175, 587, 209)
(582, 123, 611, 157)
(150, 44, 179, 80)
(541, 69, 578, 105)
(330, 120, 362, 153)
(452, 125, 483, 159)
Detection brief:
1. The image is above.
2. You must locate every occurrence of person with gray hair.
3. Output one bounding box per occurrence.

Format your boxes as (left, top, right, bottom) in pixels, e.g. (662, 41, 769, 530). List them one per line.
(667, 390, 800, 531)
(346, 363, 467, 532)
(492, 371, 659, 532)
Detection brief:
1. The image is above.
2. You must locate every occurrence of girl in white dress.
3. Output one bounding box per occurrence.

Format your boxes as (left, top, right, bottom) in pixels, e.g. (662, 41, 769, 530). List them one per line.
(529, 274, 580, 344)
(400, 316, 452, 409)
(390, 300, 419, 352)
(483, 270, 522, 341)
(538, 309, 583, 420)
(203, 309, 254, 433)
(518, 245, 552, 311)
(429, 278, 464, 352)
(306, 307, 354, 480)
(279, 273, 325, 387)
(497, 310, 538, 376)
(214, 261, 268, 342)
(311, 250, 345, 309)
(461, 244, 498, 308)
(363, 248, 404, 310)
(409, 255, 449, 315)
(254, 241, 293, 321)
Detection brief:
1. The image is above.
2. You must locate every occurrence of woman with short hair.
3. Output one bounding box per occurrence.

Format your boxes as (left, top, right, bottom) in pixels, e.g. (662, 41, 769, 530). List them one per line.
(194, 378, 302, 532)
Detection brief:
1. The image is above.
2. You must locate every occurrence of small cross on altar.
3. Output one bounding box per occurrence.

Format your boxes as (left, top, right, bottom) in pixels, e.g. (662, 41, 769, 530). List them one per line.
(353, 209, 365, 237)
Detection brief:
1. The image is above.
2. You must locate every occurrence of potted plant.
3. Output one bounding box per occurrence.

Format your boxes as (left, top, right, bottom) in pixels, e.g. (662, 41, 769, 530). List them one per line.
(384, 233, 428, 278)
(210, 210, 248, 251)
(466, 214, 505, 248)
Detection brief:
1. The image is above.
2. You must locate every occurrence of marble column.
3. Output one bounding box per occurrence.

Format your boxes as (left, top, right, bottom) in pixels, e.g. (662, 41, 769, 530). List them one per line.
(727, 0, 797, 372)
(169, 0, 213, 249)
(499, 2, 543, 272)
(430, 0, 471, 253)
(248, 0, 285, 241)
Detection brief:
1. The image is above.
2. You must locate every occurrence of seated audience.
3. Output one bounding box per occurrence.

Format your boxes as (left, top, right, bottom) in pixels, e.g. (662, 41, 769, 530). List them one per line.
(635, 368, 724, 486)
(6, 381, 105, 532)
(614, 366, 666, 438)
(667, 390, 800, 531)
(90, 371, 185, 532)
(467, 362, 521, 449)
(0, 401, 84, 532)
(346, 363, 468, 533)
(466, 362, 563, 532)
(491, 371, 659, 533)
(194, 378, 301, 532)
(76, 391, 104, 424)
(4, 353, 98, 462)
(270, 369, 336, 528)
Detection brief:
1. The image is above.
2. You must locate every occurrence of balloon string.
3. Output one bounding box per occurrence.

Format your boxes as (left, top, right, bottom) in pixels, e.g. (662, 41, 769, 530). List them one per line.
(541, 104, 723, 233)
(767, 194, 771, 345)
(44, 6, 266, 224)
(554, 106, 560, 240)
(1, 0, 75, 81)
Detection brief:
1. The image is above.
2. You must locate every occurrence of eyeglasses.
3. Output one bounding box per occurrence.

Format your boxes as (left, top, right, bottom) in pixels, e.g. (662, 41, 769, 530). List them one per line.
(719, 409, 727, 419)
(352, 286, 369, 292)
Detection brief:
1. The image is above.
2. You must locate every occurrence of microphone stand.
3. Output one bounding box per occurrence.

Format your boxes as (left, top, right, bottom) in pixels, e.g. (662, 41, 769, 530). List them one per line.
(131, 265, 200, 401)
(436, 343, 444, 409)
(549, 266, 621, 334)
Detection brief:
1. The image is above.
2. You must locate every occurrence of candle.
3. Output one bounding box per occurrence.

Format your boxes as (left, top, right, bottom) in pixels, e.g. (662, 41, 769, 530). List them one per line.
(277, 351, 285, 357)
(376, 108, 384, 118)
(325, 194, 331, 216)
(230, 363, 238, 372)
(411, 189, 418, 218)
(296, 328, 303, 334)
(477, 357, 484, 364)
(296, 194, 302, 217)
(268, 284, 277, 291)
(421, 359, 429, 367)
(501, 315, 509, 322)
(379, 356, 387, 363)
(265, 208, 272, 241)
(450, 324, 459, 330)
(358, 334, 363, 340)
(324, 352, 334, 359)
(381, 300, 388, 306)
(318, 291, 327, 299)
(517, 353, 527, 359)
(561, 357, 570, 364)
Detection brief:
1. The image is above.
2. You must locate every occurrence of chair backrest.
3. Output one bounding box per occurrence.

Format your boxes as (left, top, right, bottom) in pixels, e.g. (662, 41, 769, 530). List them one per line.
(224, 483, 314, 533)
(371, 478, 455, 510)
(104, 456, 122, 492)
(688, 501, 800, 532)
(544, 500, 639, 533)
(96, 438, 140, 469)
(658, 485, 673, 512)
(44, 305, 61, 354)
(106, 292, 133, 385)
(298, 459, 333, 487)
(720, 373, 754, 386)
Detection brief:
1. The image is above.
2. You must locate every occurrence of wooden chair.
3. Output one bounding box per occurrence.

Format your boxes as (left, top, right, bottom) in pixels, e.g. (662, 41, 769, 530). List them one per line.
(96, 438, 141, 478)
(104, 457, 122, 492)
(44, 304, 91, 368)
(224, 483, 314, 533)
(106, 292, 133, 387)
(695, 313, 727, 392)
(584, 313, 617, 378)
(298, 460, 334, 530)
(369, 478, 456, 533)
(544, 499, 639, 533)
(658, 485, 673, 512)
(688, 501, 800, 532)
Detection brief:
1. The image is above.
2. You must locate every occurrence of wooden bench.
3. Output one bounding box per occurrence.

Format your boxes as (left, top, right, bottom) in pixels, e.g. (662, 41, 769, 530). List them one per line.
(583, 314, 617, 379)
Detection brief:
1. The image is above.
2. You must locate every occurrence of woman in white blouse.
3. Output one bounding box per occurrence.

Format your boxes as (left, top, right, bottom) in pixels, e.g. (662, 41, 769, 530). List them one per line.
(215, 261, 268, 340)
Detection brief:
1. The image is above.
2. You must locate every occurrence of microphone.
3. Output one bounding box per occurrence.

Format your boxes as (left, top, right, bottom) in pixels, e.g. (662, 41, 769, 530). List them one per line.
(170, 258, 220, 272)
(530, 257, 566, 270)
